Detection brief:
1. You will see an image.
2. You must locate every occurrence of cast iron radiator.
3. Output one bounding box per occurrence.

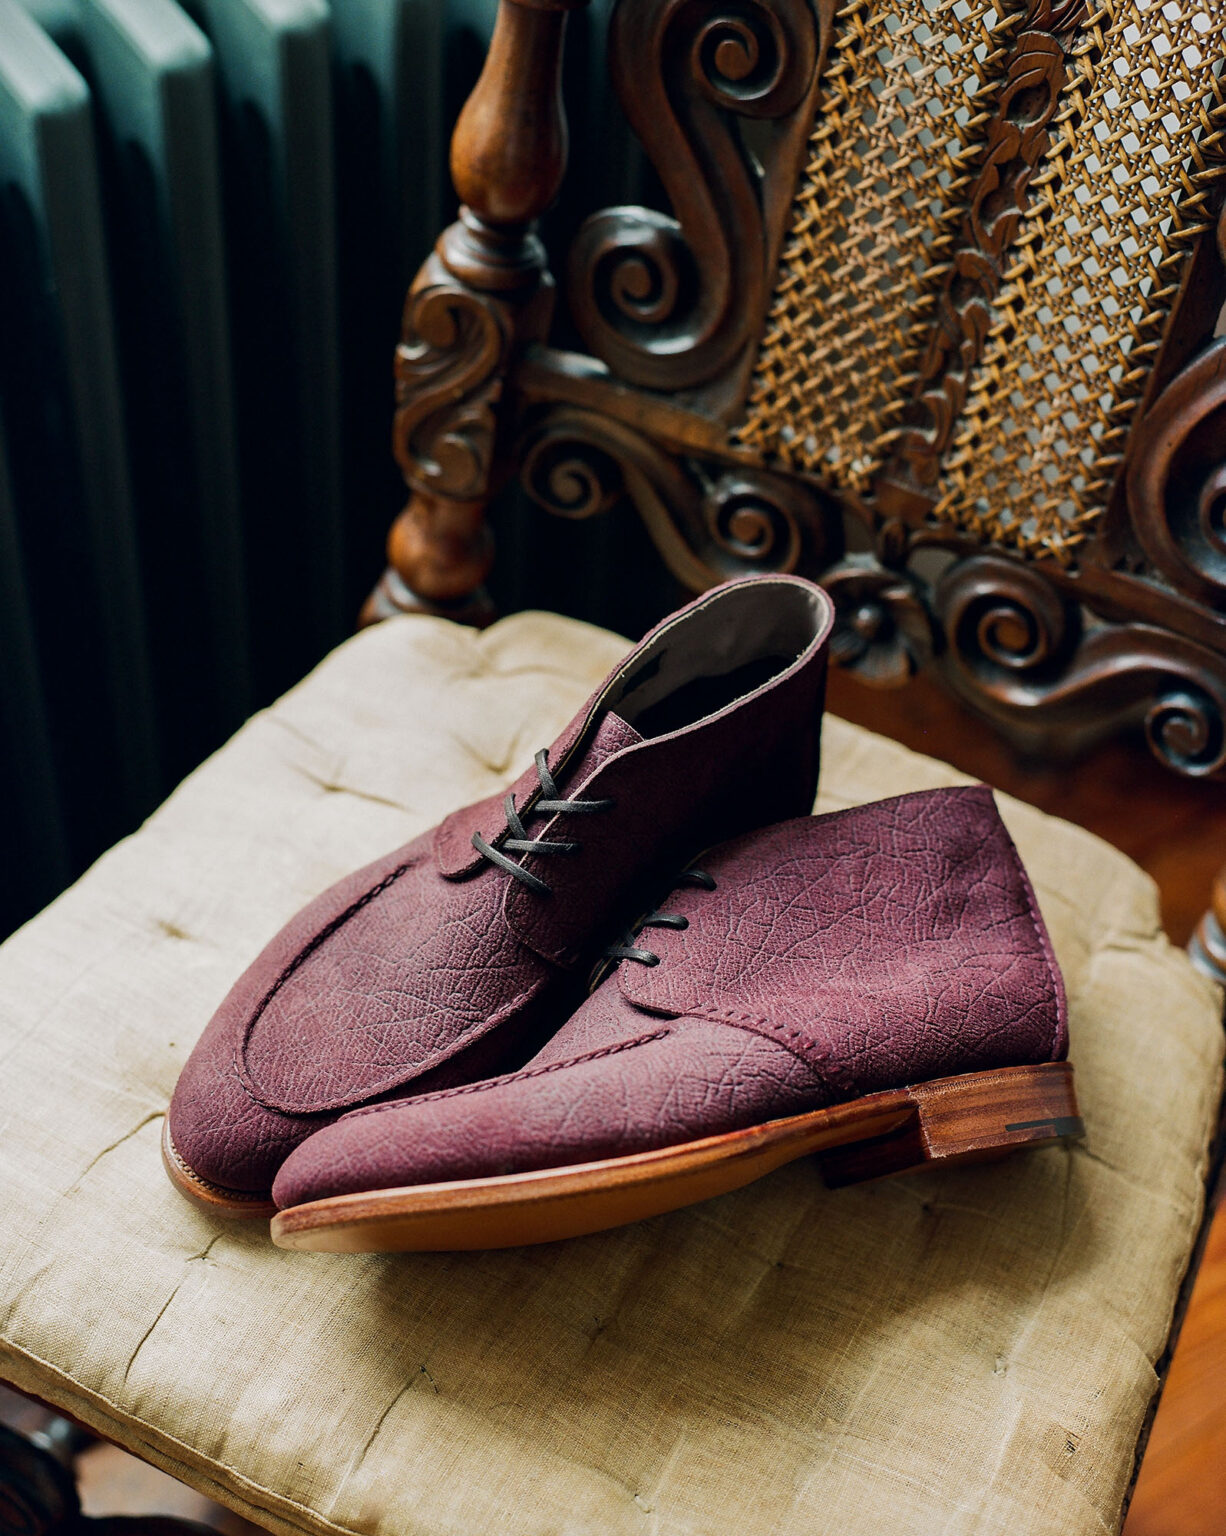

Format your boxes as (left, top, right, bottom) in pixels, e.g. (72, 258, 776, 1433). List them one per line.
(0, 0, 659, 938)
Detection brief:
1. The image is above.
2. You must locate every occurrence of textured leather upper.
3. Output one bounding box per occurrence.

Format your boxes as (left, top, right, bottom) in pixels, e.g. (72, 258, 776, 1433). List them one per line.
(614, 785, 1066, 1094)
(169, 575, 834, 1193)
(272, 785, 1068, 1208)
(239, 711, 642, 1114)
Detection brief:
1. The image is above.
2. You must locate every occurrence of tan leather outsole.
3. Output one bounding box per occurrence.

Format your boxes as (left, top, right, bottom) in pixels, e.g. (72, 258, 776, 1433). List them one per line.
(270, 1061, 1083, 1254)
(161, 1119, 278, 1220)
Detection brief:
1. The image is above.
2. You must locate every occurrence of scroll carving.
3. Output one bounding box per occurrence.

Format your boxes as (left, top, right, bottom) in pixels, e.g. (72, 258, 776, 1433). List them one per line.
(822, 556, 935, 688)
(392, 256, 512, 506)
(568, 0, 824, 393)
(518, 405, 836, 589)
(937, 556, 1226, 776)
(877, 0, 1083, 513)
(365, 254, 520, 623)
(1127, 337, 1226, 605)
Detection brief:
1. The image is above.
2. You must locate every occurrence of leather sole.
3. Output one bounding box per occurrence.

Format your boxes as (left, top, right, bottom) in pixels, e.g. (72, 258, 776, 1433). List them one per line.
(269, 1061, 1082, 1254)
(161, 1120, 277, 1220)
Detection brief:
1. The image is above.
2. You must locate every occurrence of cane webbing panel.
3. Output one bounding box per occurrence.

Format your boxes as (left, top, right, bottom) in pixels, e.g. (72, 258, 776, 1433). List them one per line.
(938, 1, 1226, 555)
(737, 0, 1029, 490)
(738, 0, 1226, 560)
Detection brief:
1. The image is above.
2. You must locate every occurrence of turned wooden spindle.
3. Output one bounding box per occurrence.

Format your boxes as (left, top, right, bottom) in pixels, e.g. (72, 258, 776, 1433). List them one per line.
(445, 0, 573, 268)
(361, 0, 588, 627)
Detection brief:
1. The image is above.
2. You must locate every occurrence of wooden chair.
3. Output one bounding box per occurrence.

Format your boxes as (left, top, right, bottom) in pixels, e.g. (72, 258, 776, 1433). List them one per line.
(369, 0, 1226, 968)
(2, 3, 1223, 1533)
(369, 0, 1226, 785)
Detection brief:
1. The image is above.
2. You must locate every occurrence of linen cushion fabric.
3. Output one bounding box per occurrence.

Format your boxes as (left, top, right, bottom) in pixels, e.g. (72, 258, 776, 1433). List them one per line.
(0, 610, 1220, 1536)
(271, 786, 1070, 1206)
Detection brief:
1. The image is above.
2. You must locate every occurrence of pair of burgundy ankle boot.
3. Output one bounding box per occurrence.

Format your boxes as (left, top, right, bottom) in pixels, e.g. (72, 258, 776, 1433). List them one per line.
(165, 576, 1081, 1253)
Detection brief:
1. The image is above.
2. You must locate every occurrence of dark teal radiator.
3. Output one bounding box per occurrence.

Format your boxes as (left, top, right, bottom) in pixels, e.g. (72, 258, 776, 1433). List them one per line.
(0, 0, 469, 936)
(0, 0, 670, 939)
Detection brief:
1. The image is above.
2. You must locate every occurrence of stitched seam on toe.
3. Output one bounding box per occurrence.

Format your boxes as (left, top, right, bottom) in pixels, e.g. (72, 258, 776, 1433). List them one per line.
(235, 859, 415, 1085)
(340, 1029, 672, 1119)
(688, 1006, 854, 1095)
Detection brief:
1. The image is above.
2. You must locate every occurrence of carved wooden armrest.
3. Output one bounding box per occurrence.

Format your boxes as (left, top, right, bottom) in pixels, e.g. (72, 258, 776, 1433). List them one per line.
(361, 0, 585, 627)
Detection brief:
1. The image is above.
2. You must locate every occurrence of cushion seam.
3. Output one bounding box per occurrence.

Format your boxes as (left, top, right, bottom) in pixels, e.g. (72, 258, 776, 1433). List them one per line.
(0, 1338, 356, 1536)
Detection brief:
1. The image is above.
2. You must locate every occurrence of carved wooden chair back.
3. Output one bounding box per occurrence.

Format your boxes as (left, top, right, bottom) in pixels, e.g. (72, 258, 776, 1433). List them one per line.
(367, 0, 1226, 793)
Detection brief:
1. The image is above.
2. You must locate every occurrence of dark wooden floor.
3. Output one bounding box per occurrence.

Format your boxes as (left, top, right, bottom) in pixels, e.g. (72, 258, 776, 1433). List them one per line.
(2, 668, 1223, 1533)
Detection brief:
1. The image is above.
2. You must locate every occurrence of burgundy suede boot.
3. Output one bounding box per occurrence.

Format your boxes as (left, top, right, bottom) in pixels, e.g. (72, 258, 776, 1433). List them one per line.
(269, 785, 1081, 1253)
(165, 575, 835, 1214)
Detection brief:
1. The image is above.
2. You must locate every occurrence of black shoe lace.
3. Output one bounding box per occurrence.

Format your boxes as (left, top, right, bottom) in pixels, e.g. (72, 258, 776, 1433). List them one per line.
(472, 749, 614, 896)
(604, 869, 717, 968)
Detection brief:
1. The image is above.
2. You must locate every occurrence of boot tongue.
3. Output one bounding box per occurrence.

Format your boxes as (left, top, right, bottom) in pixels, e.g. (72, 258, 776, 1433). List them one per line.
(434, 709, 642, 878)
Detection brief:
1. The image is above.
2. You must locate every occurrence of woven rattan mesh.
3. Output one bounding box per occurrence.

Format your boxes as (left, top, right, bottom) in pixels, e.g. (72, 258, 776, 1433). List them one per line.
(738, 0, 1226, 559)
(939, 3, 1226, 554)
(737, 0, 1028, 490)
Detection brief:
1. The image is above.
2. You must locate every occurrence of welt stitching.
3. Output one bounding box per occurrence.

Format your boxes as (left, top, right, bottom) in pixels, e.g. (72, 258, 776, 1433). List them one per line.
(341, 1029, 672, 1119)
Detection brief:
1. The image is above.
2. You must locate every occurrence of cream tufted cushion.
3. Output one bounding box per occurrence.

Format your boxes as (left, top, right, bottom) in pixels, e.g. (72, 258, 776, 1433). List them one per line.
(0, 612, 1221, 1536)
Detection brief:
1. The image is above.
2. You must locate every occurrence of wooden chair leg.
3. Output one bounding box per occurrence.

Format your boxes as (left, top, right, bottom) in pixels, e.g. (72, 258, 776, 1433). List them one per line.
(0, 1420, 80, 1536)
(1190, 864, 1226, 986)
(0, 1418, 223, 1536)
(360, 0, 588, 628)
